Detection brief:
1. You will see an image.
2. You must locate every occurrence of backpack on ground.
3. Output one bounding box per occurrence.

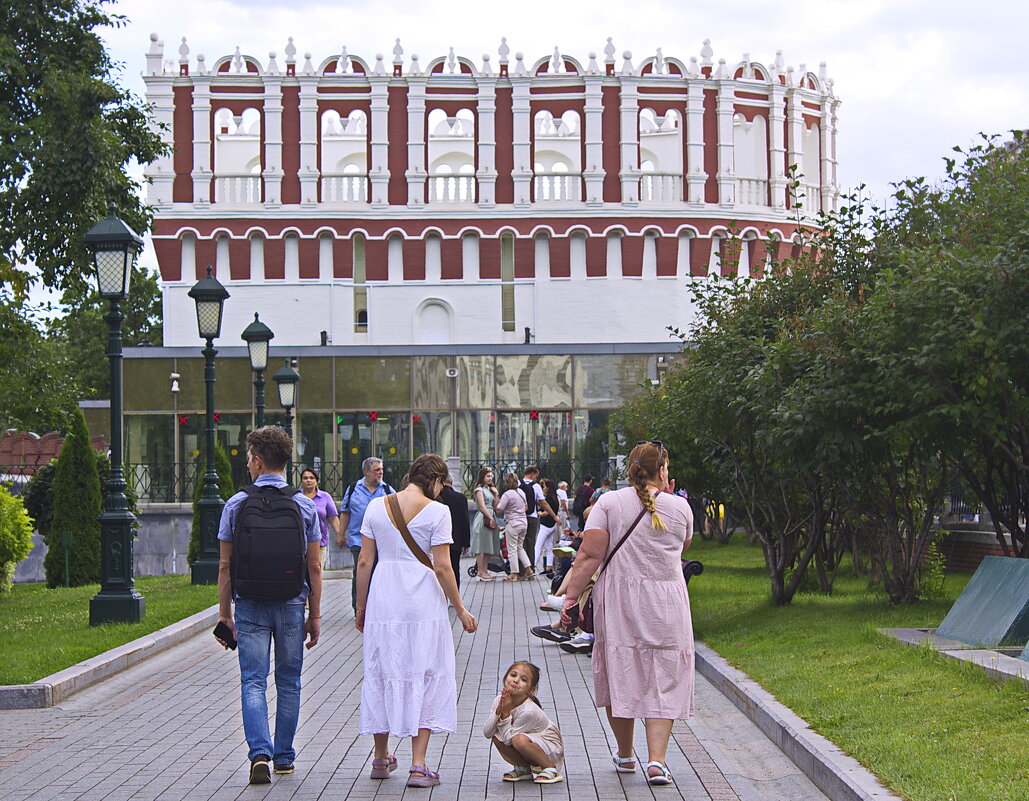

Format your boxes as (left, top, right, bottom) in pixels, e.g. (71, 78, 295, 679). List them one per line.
(341, 478, 394, 510)
(231, 484, 307, 601)
(520, 480, 538, 516)
(571, 485, 592, 517)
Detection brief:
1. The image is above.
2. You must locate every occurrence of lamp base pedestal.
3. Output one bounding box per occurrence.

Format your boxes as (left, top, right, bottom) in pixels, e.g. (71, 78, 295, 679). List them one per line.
(191, 558, 220, 585)
(89, 591, 146, 626)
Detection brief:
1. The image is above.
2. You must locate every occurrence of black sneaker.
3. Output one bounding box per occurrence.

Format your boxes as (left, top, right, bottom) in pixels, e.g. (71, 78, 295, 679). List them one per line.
(274, 762, 295, 775)
(250, 755, 272, 784)
(531, 624, 571, 643)
(559, 635, 594, 655)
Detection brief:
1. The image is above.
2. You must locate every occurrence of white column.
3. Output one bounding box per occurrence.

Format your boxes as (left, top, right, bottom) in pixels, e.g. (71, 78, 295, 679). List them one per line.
(191, 77, 211, 205)
(822, 96, 840, 212)
(715, 78, 736, 208)
(768, 83, 787, 211)
(511, 78, 532, 207)
(476, 76, 498, 208)
(685, 81, 707, 206)
(618, 75, 639, 205)
(297, 75, 319, 207)
(368, 76, 391, 208)
(786, 87, 805, 208)
(261, 76, 283, 207)
(406, 77, 427, 207)
(583, 75, 605, 206)
(144, 76, 175, 207)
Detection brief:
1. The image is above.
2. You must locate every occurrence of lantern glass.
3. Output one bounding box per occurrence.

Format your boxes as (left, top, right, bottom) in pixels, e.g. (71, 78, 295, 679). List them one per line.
(277, 377, 297, 409)
(93, 245, 134, 299)
(247, 339, 269, 372)
(195, 299, 224, 339)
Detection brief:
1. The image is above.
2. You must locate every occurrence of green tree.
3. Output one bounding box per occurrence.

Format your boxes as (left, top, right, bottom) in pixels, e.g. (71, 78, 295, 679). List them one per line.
(0, 0, 167, 294)
(48, 268, 164, 398)
(0, 484, 35, 593)
(187, 442, 236, 566)
(44, 408, 102, 587)
(0, 293, 83, 433)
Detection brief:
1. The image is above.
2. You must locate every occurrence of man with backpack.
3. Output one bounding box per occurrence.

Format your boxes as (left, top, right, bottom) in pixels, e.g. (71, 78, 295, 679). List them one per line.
(520, 466, 557, 571)
(215, 426, 321, 785)
(337, 456, 395, 613)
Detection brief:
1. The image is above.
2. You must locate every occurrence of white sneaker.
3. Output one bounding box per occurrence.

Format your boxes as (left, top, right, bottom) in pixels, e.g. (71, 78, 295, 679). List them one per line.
(545, 594, 565, 612)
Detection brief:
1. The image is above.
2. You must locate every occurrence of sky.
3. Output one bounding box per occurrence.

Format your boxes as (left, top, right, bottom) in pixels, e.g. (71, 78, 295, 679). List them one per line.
(27, 0, 1029, 311)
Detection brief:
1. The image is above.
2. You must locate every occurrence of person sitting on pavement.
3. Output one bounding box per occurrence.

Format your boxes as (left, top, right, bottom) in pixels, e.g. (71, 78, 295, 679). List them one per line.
(482, 661, 564, 785)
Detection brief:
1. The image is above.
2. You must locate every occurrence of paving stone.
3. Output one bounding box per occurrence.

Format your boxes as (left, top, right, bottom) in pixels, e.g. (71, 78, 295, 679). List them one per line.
(0, 563, 831, 800)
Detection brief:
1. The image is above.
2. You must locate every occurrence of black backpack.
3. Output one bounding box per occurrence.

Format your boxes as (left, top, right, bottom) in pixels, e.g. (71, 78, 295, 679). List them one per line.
(231, 484, 307, 601)
(572, 485, 592, 517)
(520, 480, 538, 516)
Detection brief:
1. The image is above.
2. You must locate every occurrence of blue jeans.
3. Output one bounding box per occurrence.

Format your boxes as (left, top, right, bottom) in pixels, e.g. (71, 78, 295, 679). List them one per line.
(235, 600, 306, 763)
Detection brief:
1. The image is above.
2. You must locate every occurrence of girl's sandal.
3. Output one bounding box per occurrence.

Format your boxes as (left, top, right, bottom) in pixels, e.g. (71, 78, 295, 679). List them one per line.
(612, 754, 637, 773)
(645, 761, 672, 786)
(534, 767, 564, 784)
(407, 765, 441, 788)
(502, 766, 535, 782)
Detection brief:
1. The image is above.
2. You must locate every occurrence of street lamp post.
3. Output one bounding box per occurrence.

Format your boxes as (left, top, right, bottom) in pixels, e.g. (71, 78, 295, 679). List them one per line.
(188, 266, 230, 585)
(241, 313, 274, 428)
(273, 360, 301, 482)
(84, 205, 146, 626)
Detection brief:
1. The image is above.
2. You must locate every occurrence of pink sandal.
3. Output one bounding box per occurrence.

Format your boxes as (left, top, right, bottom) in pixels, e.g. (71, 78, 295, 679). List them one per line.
(370, 754, 397, 779)
(407, 765, 441, 788)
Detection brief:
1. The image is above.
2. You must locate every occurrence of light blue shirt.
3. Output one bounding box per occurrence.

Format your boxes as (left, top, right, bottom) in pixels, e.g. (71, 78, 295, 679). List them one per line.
(217, 472, 319, 603)
(341, 479, 394, 548)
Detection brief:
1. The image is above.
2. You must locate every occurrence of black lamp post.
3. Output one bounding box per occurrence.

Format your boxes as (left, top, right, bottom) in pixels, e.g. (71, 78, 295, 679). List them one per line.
(241, 313, 274, 427)
(273, 360, 301, 481)
(85, 205, 147, 626)
(188, 266, 230, 585)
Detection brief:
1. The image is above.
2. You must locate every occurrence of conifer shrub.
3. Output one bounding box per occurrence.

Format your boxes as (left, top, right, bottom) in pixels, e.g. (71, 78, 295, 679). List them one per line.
(44, 408, 102, 587)
(187, 441, 236, 565)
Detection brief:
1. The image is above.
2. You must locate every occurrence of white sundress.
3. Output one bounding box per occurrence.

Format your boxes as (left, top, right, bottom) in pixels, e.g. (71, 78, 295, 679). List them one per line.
(358, 497, 457, 737)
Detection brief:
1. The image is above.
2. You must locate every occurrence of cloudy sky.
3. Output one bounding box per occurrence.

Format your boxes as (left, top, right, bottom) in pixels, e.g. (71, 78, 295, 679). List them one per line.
(28, 0, 1027, 310)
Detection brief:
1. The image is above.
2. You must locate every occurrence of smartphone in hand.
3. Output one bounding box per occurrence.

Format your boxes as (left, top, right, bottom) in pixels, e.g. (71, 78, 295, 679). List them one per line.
(213, 620, 237, 650)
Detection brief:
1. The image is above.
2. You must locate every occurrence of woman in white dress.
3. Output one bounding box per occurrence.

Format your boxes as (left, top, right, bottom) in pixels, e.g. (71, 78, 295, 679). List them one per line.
(355, 454, 478, 788)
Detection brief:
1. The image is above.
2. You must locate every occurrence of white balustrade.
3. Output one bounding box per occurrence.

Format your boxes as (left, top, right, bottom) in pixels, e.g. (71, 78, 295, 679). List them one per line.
(320, 174, 369, 203)
(214, 174, 262, 205)
(738, 177, 769, 206)
(533, 173, 582, 202)
(428, 174, 476, 203)
(638, 173, 683, 203)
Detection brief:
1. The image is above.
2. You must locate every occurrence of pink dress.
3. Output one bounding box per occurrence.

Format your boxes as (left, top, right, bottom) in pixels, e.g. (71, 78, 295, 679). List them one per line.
(587, 486, 695, 719)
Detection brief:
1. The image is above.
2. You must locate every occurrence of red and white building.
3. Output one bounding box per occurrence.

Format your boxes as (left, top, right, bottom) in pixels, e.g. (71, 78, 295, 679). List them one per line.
(143, 35, 840, 348)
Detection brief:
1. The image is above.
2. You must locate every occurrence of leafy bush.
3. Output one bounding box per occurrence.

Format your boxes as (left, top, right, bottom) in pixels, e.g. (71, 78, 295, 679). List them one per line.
(0, 484, 34, 593)
(44, 408, 102, 588)
(22, 460, 57, 539)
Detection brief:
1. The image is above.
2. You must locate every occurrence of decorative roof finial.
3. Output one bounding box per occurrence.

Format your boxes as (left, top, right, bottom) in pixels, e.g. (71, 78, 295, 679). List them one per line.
(687, 56, 699, 77)
(742, 53, 753, 79)
(373, 53, 386, 75)
(715, 58, 727, 80)
(587, 51, 599, 74)
(551, 46, 561, 74)
(409, 53, 421, 75)
(700, 39, 714, 68)
(284, 37, 296, 66)
(447, 47, 456, 74)
(774, 50, 785, 74)
(604, 37, 616, 64)
(393, 38, 404, 65)
(302, 52, 314, 75)
(499, 37, 510, 65)
(621, 50, 634, 75)
(339, 46, 349, 74)
(232, 45, 242, 73)
(654, 47, 665, 75)
(514, 51, 526, 76)
(179, 37, 189, 65)
(481, 53, 492, 76)
(267, 51, 279, 74)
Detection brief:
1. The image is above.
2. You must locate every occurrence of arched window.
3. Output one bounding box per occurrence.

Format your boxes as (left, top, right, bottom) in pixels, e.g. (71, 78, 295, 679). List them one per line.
(213, 107, 261, 205)
(533, 110, 582, 202)
(427, 108, 475, 203)
(638, 108, 682, 202)
(734, 113, 769, 206)
(321, 109, 368, 202)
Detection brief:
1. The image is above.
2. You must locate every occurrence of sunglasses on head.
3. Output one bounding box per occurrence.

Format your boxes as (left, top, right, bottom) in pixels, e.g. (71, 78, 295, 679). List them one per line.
(636, 440, 665, 460)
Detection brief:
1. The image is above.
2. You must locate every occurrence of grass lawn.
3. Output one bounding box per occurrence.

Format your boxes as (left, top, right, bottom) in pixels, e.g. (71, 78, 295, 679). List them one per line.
(688, 537, 1029, 801)
(0, 576, 218, 686)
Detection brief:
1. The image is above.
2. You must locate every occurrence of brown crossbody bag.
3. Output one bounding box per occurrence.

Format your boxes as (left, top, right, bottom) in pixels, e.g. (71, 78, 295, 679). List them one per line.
(386, 493, 433, 569)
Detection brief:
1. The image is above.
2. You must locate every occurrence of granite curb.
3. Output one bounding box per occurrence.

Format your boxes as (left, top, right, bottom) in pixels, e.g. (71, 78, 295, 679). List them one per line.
(0, 603, 221, 710)
(696, 641, 902, 801)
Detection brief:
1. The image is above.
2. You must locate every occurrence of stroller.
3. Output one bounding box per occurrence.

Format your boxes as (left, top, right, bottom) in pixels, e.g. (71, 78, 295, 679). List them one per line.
(467, 528, 511, 577)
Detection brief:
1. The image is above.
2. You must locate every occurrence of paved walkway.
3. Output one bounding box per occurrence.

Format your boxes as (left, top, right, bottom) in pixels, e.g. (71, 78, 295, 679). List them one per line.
(0, 563, 829, 801)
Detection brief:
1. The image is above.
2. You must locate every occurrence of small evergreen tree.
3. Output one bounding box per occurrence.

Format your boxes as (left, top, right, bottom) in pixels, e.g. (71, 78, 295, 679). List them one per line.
(187, 441, 236, 565)
(0, 484, 35, 593)
(44, 408, 101, 587)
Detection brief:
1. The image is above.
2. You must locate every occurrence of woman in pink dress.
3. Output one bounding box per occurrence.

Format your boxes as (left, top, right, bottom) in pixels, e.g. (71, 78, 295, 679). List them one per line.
(560, 441, 693, 786)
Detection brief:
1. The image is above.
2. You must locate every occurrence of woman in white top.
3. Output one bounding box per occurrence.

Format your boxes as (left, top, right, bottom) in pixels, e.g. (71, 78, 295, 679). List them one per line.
(356, 454, 478, 788)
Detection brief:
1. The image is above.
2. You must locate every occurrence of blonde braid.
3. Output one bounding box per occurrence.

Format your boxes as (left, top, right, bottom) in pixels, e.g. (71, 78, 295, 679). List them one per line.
(633, 477, 667, 531)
